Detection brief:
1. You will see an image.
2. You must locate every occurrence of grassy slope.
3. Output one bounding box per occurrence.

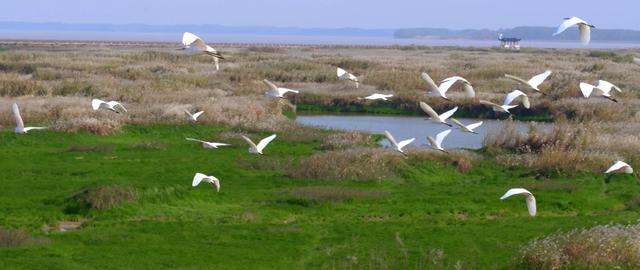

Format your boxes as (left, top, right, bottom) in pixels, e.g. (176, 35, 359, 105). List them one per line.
(0, 125, 639, 269)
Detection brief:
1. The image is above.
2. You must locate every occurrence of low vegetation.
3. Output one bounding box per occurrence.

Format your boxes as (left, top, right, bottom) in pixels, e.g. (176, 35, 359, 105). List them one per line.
(518, 224, 640, 269)
(0, 43, 639, 268)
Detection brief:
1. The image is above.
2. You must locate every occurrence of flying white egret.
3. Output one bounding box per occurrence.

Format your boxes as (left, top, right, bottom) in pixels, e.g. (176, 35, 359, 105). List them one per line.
(185, 138, 230, 149)
(579, 82, 618, 102)
(553, 17, 595, 45)
(184, 110, 204, 122)
(263, 79, 300, 98)
(439, 76, 476, 97)
(12, 103, 46, 134)
(427, 129, 451, 153)
(91, 99, 127, 113)
(504, 70, 552, 94)
(192, 173, 220, 192)
(450, 118, 483, 134)
(181, 32, 224, 70)
(241, 134, 277, 155)
(479, 90, 528, 114)
(384, 130, 415, 156)
(500, 188, 537, 216)
(337, 67, 359, 88)
(503, 90, 531, 109)
(421, 72, 475, 100)
(359, 93, 393, 101)
(479, 100, 518, 114)
(419, 102, 458, 127)
(605, 161, 633, 174)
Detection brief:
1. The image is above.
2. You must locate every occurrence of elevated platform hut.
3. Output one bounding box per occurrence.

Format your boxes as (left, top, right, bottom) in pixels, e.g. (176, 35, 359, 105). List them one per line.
(498, 34, 521, 50)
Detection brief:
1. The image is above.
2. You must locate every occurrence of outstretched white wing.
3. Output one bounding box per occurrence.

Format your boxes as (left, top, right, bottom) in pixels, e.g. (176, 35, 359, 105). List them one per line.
(396, 138, 415, 149)
(503, 90, 528, 108)
(256, 134, 277, 152)
(553, 17, 587, 36)
(420, 72, 439, 92)
(500, 188, 536, 216)
(337, 67, 347, 78)
(12, 103, 24, 129)
(426, 136, 438, 149)
(263, 79, 279, 91)
(241, 135, 258, 150)
(461, 83, 475, 98)
(439, 107, 458, 121)
(435, 129, 452, 146)
(528, 70, 552, 89)
(211, 177, 220, 192)
(596, 80, 622, 93)
(579, 24, 591, 45)
(107, 101, 127, 112)
(192, 111, 204, 120)
(91, 99, 105, 110)
(450, 118, 466, 129)
(186, 138, 206, 144)
(192, 173, 208, 187)
(605, 161, 633, 174)
(384, 130, 399, 148)
(437, 79, 458, 94)
(466, 121, 483, 131)
(504, 74, 529, 86)
(278, 88, 300, 96)
(419, 102, 439, 120)
(182, 32, 207, 50)
(579, 82, 595, 98)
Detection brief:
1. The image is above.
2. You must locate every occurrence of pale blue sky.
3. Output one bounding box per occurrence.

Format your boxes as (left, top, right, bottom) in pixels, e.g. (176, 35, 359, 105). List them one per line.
(1, 0, 637, 30)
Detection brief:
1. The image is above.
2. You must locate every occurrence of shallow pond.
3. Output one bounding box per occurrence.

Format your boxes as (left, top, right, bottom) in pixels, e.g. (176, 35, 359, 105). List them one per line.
(296, 114, 551, 149)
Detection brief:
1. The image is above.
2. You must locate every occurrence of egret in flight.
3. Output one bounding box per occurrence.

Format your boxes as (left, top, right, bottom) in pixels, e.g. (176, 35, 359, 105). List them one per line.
(479, 90, 529, 114)
(337, 67, 359, 88)
(241, 134, 277, 155)
(553, 17, 595, 45)
(450, 118, 483, 134)
(504, 70, 552, 94)
(419, 102, 458, 127)
(181, 32, 224, 70)
(185, 138, 230, 149)
(605, 161, 633, 174)
(579, 82, 619, 103)
(384, 130, 415, 156)
(12, 103, 47, 134)
(359, 93, 393, 101)
(427, 129, 452, 153)
(421, 72, 475, 100)
(192, 173, 220, 192)
(92, 99, 127, 113)
(184, 110, 204, 122)
(263, 79, 300, 99)
(501, 188, 537, 216)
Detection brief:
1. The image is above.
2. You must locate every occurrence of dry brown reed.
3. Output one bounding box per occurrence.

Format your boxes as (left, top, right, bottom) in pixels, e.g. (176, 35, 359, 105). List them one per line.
(287, 148, 406, 181)
(75, 185, 137, 210)
(518, 224, 640, 269)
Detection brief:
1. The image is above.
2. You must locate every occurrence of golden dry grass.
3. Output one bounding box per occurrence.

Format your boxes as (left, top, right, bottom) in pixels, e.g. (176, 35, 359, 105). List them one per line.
(0, 42, 638, 172)
(518, 224, 640, 269)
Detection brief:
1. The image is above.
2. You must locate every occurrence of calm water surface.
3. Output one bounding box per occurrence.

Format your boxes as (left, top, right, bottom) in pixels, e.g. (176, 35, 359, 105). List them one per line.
(296, 114, 550, 149)
(1, 31, 639, 49)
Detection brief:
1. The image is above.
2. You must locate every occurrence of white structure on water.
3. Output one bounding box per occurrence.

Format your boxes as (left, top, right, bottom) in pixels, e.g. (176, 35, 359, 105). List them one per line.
(498, 34, 521, 50)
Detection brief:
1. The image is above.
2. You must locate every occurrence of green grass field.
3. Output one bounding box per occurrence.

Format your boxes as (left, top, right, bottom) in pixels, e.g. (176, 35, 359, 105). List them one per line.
(0, 124, 639, 269)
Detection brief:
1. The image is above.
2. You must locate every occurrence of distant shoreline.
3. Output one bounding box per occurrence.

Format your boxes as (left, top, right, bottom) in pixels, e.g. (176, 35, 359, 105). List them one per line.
(1, 35, 639, 50)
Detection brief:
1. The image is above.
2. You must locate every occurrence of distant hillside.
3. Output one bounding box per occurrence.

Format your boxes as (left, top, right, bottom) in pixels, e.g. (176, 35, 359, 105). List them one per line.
(395, 26, 640, 42)
(0, 21, 394, 37)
